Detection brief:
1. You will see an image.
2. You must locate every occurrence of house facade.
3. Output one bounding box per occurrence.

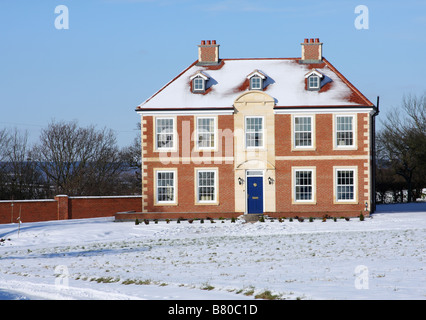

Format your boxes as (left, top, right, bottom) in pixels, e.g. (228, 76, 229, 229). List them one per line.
(135, 39, 378, 219)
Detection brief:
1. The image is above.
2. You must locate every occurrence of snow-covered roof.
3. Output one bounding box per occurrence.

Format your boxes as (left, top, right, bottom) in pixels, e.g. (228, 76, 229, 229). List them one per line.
(137, 57, 373, 111)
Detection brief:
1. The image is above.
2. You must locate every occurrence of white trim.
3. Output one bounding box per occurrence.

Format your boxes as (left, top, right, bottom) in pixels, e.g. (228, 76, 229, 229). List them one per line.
(192, 77, 205, 92)
(154, 116, 177, 152)
(276, 155, 368, 161)
(333, 114, 357, 150)
(291, 167, 317, 204)
(190, 71, 209, 81)
(137, 109, 234, 116)
(245, 115, 265, 149)
(291, 114, 316, 151)
(247, 69, 267, 80)
(307, 75, 320, 89)
(195, 116, 218, 152)
(304, 69, 324, 79)
(195, 168, 219, 205)
(274, 107, 375, 115)
(333, 166, 358, 204)
(245, 169, 265, 214)
(249, 76, 263, 90)
(154, 168, 177, 206)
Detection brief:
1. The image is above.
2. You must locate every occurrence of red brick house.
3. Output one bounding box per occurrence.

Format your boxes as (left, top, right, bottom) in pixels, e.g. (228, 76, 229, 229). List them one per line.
(134, 39, 378, 219)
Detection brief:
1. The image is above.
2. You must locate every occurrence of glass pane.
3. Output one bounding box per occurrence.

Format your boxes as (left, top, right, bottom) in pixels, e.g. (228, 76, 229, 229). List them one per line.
(198, 171, 215, 202)
(246, 117, 263, 147)
(295, 170, 312, 201)
(156, 118, 174, 148)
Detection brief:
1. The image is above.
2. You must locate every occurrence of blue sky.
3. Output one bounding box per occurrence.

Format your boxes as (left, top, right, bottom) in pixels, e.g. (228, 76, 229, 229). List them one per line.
(1, 0, 425, 147)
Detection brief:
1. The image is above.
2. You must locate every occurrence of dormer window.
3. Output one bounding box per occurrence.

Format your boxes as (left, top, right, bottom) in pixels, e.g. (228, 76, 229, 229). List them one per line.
(190, 71, 209, 93)
(250, 76, 262, 90)
(305, 69, 324, 91)
(193, 77, 205, 92)
(308, 75, 320, 90)
(247, 69, 266, 91)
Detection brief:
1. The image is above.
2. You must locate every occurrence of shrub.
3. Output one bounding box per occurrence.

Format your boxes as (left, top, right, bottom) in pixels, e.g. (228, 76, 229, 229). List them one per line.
(309, 217, 314, 222)
(359, 213, 365, 221)
(135, 219, 140, 225)
(166, 219, 170, 224)
(200, 218, 204, 224)
(188, 219, 194, 224)
(259, 216, 265, 222)
(231, 217, 236, 223)
(144, 219, 149, 225)
(255, 290, 280, 300)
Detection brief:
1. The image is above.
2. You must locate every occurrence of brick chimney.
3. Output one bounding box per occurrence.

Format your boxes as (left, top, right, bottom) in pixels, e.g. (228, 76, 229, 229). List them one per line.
(300, 38, 323, 63)
(197, 40, 220, 65)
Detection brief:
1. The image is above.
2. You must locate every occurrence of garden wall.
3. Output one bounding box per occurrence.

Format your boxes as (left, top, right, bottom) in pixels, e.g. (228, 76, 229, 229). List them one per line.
(0, 195, 142, 224)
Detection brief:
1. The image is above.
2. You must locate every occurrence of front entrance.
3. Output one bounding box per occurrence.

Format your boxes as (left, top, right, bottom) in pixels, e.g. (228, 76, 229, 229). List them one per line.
(247, 173, 264, 214)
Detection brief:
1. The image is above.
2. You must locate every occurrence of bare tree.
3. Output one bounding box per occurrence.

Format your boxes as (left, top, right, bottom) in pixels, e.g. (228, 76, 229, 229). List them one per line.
(32, 120, 126, 196)
(120, 123, 142, 194)
(0, 128, 48, 199)
(377, 93, 426, 202)
(0, 128, 11, 198)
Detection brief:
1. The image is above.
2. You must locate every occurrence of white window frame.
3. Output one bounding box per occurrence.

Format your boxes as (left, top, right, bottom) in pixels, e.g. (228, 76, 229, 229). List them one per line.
(334, 114, 357, 150)
(250, 76, 262, 90)
(292, 115, 315, 150)
(292, 167, 316, 204)
(195, 116, 217, 151)
(308, 75, 320, 90)
(245, 116, 264, 149)
(192, 77, 205, 92)
(195, 168, 218, 204)
(333, 166, 358, 204)
(154, 117, 176, 152)
(154, 169, 177, 205)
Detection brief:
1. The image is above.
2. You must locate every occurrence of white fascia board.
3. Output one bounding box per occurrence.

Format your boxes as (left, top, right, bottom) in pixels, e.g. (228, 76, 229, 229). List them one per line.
(246, 69, 267, 79)
(274, 107, 375, 115)
(137, 108, 234, 116)
(189, 71, 209, 81)
(304, 69, 324, 79)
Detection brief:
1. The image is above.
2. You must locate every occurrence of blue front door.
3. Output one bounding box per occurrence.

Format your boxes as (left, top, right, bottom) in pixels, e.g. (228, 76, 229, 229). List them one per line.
(247, 177, 263, 214)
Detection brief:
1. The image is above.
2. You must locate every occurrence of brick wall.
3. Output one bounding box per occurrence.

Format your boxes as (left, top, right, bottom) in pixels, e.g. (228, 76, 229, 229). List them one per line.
(0, 195, 142, 224)
(0, 200, 58, 224)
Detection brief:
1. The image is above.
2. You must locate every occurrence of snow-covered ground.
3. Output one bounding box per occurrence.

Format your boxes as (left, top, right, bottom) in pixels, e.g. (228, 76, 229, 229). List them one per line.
(0, 203, 425, 300)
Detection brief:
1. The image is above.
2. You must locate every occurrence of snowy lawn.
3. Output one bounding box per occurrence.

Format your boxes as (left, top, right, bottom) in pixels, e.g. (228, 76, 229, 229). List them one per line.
(0, 203, 425, 300)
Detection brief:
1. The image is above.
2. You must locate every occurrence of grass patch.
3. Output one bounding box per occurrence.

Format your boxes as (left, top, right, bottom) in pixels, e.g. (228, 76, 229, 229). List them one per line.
(255, 290, 281, 300)
(201, 282, 215, 291)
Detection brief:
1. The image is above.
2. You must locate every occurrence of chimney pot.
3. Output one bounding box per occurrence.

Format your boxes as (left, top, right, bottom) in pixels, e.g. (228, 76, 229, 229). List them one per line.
(197, 40, 220, 65)
(301, 38, 323, 63)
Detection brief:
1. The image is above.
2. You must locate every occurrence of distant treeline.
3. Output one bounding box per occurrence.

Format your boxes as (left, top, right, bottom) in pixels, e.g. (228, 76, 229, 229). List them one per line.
(0, 120, 141, 200)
